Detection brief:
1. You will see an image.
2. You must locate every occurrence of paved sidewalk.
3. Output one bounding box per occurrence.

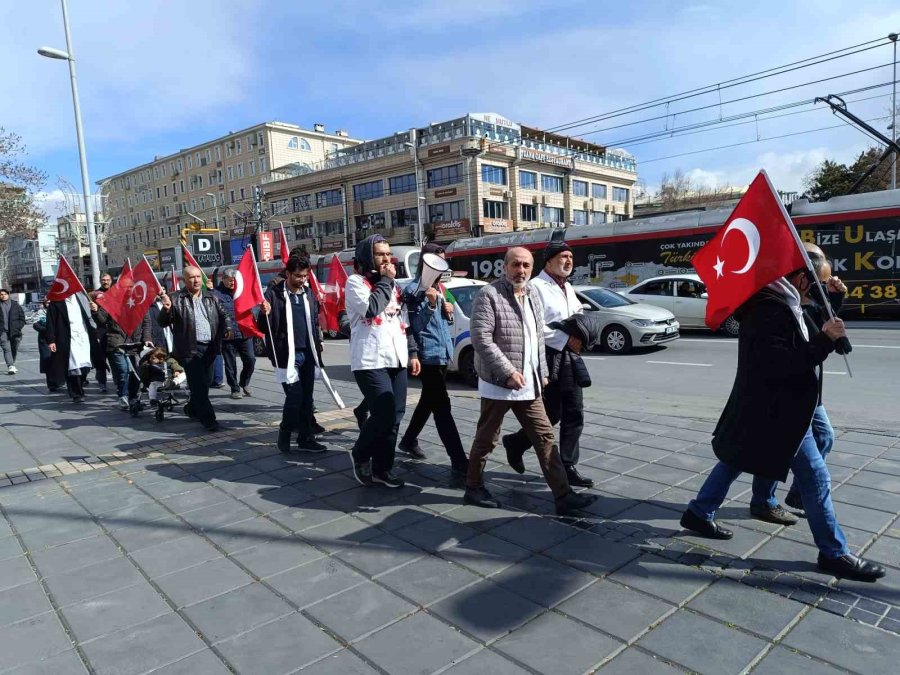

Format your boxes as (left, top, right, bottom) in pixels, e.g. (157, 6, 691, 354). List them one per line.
(1, 342, 899, 674)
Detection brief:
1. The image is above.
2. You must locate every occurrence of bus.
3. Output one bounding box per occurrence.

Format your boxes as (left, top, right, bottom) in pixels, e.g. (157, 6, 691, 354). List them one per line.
(444, 189, 900, 319)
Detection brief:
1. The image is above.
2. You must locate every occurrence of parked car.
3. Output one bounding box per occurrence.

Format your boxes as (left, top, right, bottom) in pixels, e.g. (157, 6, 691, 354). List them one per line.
(439, 278, 487, 387)
(623, 273, 740, 337)
(573, 286, 679, 354)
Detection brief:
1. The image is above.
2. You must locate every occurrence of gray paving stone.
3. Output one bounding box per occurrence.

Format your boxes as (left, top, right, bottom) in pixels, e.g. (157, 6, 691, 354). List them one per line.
(129, 535, 222, 578)
(266, 557, 366, 609)
(0, 611, 74, 671)
(182, 582, 293, 643)
(860, 534, 900, 569)
(4, 649, 89, 675)
(146, 649, 232, 675)
(0, 581, 53, 628)
(495, 610, 622, 674)
(377, 555, 482, 605)
(543, 531, 642, 576)
(179, 500, 259, 531)
(230, 535, 326, 578)
(833, 483, 900, 514)
(154, 557, 253, 608)
(429, 579, 545, 643)
(333, 532, 426, 576)
(638, 609, 768, 674)
(784, 606, 900, 673)
(78, 613, 206, 675)
(492, 554, 595, 608)
(601, 474, 671, 500)
(353, 501, 433, 531)
(0, 533, 23, 562)
(355, 611, 479, 673)
(607, 553, 715, 604)
(159, 485, 233, 514)
(18, 516, 105, 552)
(299, 649, 380, 674)
(687, 578, 804, 639)
(558, 579, 675, 642)
(0, 554, 36, 592)
(305, 581, 415, 642)
(597, 648, 684, 674)
(204, 515, 287, 554)
(439, 532, 532, 577)
(750, 646, 843, 675)
(110, 515, 191, 553)
(266, 499, 347, 532)
(847, 470, 900, 492)
(42, 556, 144, 607)
(441, 648, 531, 674)
(61, 582, 172, 643)
(300, 514, 381, 553)
(490, 515, 578, 552)
(391, 515, 480, 553)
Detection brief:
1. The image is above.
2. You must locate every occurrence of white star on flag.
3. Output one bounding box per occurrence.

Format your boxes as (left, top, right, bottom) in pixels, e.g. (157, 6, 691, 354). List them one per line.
(713, 257, 725, 278)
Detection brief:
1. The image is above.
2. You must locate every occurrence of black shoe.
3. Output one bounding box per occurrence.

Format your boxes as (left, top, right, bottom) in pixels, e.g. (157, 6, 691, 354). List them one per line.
(372, 471, 405, 488)
(784, 492, 804, 511)
(464, 486, 500, 509)
(72, 396, 84, 403)
(212, 382, 225, 389)
(502, 435, 525, 474)
(680, 509, 733, 540)
(750, 504, 799, 526)
(183, 405, 196, 419)
(818, 553, 886, 582)
(297, 437, 327, 453)
(565, 466, 594, 488)
(555, 491, 597, 516)
(311, 422, 326, 435)
(398, 439, 426, 460)
(352, 460, 373, 487)
(203, 420, 221, 432)
(277, 429, 292, 453)
(353, 406, 368, 430)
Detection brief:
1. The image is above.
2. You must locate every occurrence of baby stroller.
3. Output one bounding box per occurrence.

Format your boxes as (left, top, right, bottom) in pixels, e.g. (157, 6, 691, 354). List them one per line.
(138, 348, 187, 422)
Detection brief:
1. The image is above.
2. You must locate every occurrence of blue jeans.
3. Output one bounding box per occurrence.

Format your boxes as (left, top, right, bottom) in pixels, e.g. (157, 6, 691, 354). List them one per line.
(280, 349, 315, 438)
(108, 350, 135, 399)
(212, 355, 224, 386)
(688, 423, 848, 559)
(222, 338, 256, 392)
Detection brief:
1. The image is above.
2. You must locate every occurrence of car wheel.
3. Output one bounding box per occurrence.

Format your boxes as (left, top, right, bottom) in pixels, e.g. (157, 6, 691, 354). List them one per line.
(721, 314, 740, 337)
(602, 325, 632, 354)
(459, 347, 478, 387)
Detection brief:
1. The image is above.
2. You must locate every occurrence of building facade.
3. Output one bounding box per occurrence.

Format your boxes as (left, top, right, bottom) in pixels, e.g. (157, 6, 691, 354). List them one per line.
(56, 211, 107, 287)
(0, 222, 61, 294)
(97, 122, 360, 271)
(261, 112, 637, 253)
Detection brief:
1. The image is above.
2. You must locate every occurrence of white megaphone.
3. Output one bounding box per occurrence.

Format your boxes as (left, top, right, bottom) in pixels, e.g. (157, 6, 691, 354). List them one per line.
(417, 252, 449, 293)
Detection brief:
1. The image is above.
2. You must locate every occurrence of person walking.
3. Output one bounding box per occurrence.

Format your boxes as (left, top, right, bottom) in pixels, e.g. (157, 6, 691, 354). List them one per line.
(0, 288, 26, 375)
(502, 239, 593, 488)
(91, 272, 113, 392)
(33, 300, 63, 391)
(95, 307, 153, 410)
(214, 268, 257, 399)
(158, 265, 228, 431)
(345, 235, 420, 488)
(45, 293, 97, 403)
(464, 247, 595, 516)
(259, 255, 327, 453)
(397, 243, 469, 477)
(679, 257, 885, 582)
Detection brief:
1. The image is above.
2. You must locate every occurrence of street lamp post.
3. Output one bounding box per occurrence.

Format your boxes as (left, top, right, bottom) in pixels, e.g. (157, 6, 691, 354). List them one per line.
(38, 0, 101, 289)
(404, 139, 425, 244)
(205, 192, 225, 264)
(890, 33, 898, 191)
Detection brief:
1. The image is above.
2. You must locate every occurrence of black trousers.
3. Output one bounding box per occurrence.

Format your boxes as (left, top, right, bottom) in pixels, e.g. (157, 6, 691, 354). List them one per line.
(352, 367, 407, 474)
(183, 344, 216, 425)
(222, 338, 256, 392)
(507, 367, 584, 467)
(401, 364, 467, 466)
(66, 367, 89, 399)
(280, 348, 316, 439)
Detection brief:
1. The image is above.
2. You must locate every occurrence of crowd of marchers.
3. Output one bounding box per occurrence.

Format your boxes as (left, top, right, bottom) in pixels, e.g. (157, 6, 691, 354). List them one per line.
(14, 234, 886, 584)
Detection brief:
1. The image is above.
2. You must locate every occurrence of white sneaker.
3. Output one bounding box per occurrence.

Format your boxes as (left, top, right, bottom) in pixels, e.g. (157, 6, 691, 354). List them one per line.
(7, 365, 16, 374)
(118, 396, 129, 410)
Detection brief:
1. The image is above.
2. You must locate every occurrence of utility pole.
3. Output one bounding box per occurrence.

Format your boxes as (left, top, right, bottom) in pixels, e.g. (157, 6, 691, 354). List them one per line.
(890, 33, 898, 190)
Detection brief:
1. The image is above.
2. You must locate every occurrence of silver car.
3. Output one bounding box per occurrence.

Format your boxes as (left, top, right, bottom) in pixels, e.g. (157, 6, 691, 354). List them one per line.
(623, 273, 740, 336)
(573, 286, 680, 354)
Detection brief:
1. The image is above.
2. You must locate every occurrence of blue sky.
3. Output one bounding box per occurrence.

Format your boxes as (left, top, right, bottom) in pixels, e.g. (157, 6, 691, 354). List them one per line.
(3, 0, 899, 217)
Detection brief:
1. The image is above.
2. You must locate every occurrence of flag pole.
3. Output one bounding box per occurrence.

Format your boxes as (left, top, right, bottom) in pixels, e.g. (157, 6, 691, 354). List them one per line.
(760, 171, 853, 377)
(248, 244, 280, 371)
(142, 255, 164, 293)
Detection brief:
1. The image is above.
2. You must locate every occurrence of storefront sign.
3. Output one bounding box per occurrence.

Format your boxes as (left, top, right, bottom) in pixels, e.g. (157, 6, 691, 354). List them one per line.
(488, 187, 505, 197)
(143, 250, 161, 271)
(159, 248, 177, 269)
(258, 231, 274, 262)
(431, 219, 471, 238)
(427, 145, 451, 157)
(519, 148, 575, 170)
(434, 187, 457, 198)
(482, 218, 514, 234)
(319, 238, 344, 252)
(191, 234, 222, 265)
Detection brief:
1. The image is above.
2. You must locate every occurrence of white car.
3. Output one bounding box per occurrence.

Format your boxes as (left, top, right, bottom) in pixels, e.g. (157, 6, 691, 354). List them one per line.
(623, 273, 740, 337)
(574, 286, 680, 354)
(429, 277, 488, 387)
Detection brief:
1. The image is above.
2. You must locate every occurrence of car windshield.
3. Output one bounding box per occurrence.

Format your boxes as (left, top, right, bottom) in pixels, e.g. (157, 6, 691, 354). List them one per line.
(581, 288, 634, 308)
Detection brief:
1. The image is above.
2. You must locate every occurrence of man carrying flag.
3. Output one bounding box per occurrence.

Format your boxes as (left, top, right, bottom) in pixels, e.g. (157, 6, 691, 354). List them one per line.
(679, 171, 885, 582)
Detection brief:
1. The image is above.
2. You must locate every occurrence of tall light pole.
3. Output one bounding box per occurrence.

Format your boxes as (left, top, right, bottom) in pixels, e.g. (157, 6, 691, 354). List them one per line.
(404, 138, 425, 244)
(38, 0, 101, 289)
(205, 192, 224, 263)
(890, 33, 897, 191)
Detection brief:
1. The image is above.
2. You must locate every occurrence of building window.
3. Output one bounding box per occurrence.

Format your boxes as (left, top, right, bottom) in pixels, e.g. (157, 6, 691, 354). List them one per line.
(179, 180, 184, 193)
(292, 195, 312, 212)
(227, 166, 234, 181)
(391, 207, 419, 229)
(176, 159, 183, 172)
(316, 188, 342, 208)
(520, 204, 537, 222)
(257, 131, 264, 147)
(226, 143, 233, 158)
(573, 209, 588, 226)
(428, 200, 465, 222)
(590, 211, 606, 225)
(482, 200, 508, 219)
(249, 160, 255, 176)
(300, 138, 311, 151)
(541, 175, 563, 193)
(260, 157, 267, 173)
(481, 165, 507, 185)
(229, 190, 235, 203)
(542, 206, 564, 224)
(352, 180, 384, 201)
(317, 219, 344, 236)
(519, 171, 537, 190)
(611, 213, 626, 222)
(426, 164, 462, 188)
(355, 213, 385, 232)
(573, 180, 588, 197)
(186, 156, 192, 170)
(236, 139, 241, 154)
(236, 163, 244, 179)
(199, 197, 205, 210)
(612, 187, 629, 202)
(592, 183, 608, 199)
(216, 169, 223, 184)
(190, 199, 196, 212)
(214, 146, 221, 161)
(240, 188, 246, 200)
(388, 173, 416, 195)
(287, 137, 298, 149)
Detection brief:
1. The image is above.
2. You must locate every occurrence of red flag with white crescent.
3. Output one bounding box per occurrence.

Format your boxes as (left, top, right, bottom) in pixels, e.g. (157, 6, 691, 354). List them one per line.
(121, 258, 132, 277)
(692, 171, 807, 329)
(232, 246, 265, 338)
(96, 258, 160, 336)
(46, 256, 86, 302)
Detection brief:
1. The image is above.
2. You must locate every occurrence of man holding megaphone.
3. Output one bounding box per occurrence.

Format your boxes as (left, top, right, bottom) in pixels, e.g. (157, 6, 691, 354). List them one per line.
(397, 244, 469, 477)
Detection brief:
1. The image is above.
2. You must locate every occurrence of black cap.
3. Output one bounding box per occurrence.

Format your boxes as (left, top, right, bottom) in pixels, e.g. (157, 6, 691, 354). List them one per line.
(543, 240, 573, 267)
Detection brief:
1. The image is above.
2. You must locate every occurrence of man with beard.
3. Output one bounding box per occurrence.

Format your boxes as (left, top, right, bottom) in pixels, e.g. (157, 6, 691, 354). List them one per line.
(502, 239, 592, 488)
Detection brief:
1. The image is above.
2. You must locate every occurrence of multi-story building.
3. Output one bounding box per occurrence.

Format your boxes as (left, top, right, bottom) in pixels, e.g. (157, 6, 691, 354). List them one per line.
(3, 222, 60, 294)
(57, 211, 108, 287)
(97, 122, 360, 271)
(261, 112, 637, 253)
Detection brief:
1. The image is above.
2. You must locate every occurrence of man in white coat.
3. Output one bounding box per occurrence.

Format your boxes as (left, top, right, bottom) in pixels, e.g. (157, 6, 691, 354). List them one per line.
(503, 239, 593, 488)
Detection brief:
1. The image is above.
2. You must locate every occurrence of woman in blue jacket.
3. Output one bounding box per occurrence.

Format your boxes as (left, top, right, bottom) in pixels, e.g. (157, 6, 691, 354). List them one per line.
(397, 244, 468, 476)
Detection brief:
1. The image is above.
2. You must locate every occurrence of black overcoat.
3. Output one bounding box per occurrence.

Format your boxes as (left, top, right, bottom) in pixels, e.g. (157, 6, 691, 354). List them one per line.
(711, 287, 835, 482)
(44, 296, 97, 384)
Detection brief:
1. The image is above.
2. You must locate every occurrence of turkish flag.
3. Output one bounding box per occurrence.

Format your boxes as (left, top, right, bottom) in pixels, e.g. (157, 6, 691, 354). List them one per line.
(278, 224, 290, 266)
(324, 255, 348, 319)
(46, 256, 86, 301)
(97, 258, 160, 336)
(232, 246, 264, 338)
(692, 171, 807, 329)
(121, 258, 132, 277)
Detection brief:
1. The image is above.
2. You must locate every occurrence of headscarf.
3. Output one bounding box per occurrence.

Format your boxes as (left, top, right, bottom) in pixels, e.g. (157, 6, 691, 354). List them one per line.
(354, 234, 387, 282)
(767, 277, 808, 341)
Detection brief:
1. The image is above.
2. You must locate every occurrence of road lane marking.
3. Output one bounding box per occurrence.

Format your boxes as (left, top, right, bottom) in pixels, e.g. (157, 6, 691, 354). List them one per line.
(581, 355, 607, 360)
(646, 360, 713, 367)
(824, 371, 847, 375)
(677, 338, 899, 349)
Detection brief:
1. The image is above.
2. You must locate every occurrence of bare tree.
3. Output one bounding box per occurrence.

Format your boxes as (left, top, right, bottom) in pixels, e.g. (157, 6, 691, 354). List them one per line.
(0, 128, 47, 245)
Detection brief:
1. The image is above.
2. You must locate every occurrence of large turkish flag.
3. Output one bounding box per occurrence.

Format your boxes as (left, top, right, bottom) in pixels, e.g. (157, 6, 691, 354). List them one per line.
(46, 256, 86, 301)
(96, 258, 160, 336)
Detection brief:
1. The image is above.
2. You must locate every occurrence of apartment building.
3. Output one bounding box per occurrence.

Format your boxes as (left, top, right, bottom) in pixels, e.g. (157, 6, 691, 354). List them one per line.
(56, 211, 107, 287)
(261, 112, 637, 253)
(97, 122, 360, 271)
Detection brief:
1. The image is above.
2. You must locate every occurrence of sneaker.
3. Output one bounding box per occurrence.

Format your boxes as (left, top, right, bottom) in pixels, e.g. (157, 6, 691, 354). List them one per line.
(241, 386, 252, 397)
(750, 504, 799, 526)
(398, 439, 426, 460)
(8, 365, 17, 374)
(212, 382, 225, 389)
(352, 460, 373, 486)
(117, 396, 129, 410)
(230, 390, 243, 399)
(297, 437, 327, 453)
(372, 471, 405, 488)
(98, 386, 107, 393)
(784, 492, 804, 511)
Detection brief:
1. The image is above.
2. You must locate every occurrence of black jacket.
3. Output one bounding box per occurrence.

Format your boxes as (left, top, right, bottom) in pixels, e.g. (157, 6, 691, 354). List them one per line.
(158, 289, 227, 362)
(95, 308, 152, 352)
(213, 282, 254, 340)
(147, 302, 170, 353)
(803, 289, 844, 405)
(711, 287, 835, 482)
(546, 313, 607, 388)
(1, 300, 26, 338)
(45, 296, 98, 383)
(258, 281, 324, 368)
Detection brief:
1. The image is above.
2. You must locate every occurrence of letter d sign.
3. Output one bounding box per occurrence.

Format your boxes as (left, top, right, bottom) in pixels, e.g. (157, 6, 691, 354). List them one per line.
(198, 238, 211, 252)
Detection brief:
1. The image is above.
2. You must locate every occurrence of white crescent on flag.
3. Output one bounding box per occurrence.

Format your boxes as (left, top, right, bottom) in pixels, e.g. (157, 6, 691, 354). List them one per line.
(720, 218, 761, 275)
(132, 281, 148, 305)
(51, 279, 69, 295)
(234, 270, 245, 300)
